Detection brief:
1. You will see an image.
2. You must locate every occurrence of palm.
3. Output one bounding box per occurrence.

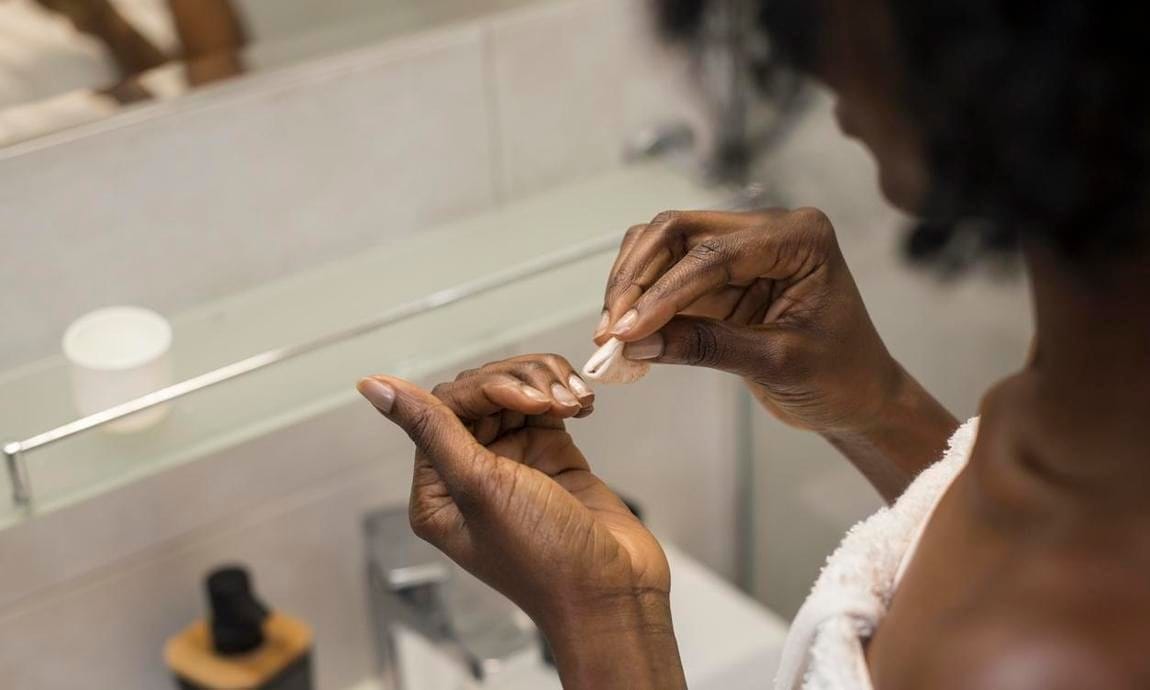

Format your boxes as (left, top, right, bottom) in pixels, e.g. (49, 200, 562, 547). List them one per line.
(411, 417, 669, 600)
(496, 426, 669, 591)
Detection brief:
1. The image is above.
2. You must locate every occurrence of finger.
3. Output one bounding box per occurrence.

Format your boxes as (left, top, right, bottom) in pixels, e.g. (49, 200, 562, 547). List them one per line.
(728, 278, 776, 325)
(597, 224, 649, 341)
(474, 415, 502, 445)
(609, 209, 835, 342)
(621, 316, 791, 379)
(466, 357, 591, 414)
(500, 410, 526, 435)
(611, 237, 735, 342)
(601, 213, 687, 333)
(681, 285, 747, 319)
(603, 209, 746, 335)
(433, 373, 553, 420)
(503, 360, 587, 418)
(514, 353, 595, 406)
(490, 426, 590, 475)
(358, 376, 489, 491)
(607, 211, 766, 342)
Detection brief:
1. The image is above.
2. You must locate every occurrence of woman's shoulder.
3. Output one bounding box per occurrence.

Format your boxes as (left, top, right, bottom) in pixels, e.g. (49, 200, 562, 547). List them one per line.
(908, 584, 1147, 689)
(908, 550, 1150, 690)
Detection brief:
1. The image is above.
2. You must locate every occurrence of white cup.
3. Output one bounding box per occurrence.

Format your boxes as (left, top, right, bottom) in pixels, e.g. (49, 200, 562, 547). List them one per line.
(62, 306, 173, 433)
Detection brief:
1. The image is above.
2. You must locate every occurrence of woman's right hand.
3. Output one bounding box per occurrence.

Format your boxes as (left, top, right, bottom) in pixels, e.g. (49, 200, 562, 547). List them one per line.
(597, 208, 958, 499)
(597, 208, 903, 434)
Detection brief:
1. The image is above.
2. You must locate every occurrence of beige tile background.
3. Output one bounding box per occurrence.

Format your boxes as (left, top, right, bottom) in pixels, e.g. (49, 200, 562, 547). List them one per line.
(0, 4, 731, 688)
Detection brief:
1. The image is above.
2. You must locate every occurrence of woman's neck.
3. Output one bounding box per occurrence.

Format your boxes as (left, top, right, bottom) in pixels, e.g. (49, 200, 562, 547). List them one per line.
(1015, 240, 1150, 486)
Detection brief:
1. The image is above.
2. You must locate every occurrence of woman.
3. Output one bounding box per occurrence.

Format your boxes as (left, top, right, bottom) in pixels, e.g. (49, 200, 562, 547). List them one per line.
(357, 0, 1150, 687)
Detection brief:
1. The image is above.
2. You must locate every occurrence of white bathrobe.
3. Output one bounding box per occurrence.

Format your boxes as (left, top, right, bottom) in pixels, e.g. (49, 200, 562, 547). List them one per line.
(774, 418, 980, 690)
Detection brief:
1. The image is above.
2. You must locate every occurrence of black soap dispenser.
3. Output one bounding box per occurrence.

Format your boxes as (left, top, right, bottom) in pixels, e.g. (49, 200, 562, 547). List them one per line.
(165, 566, 314, 690)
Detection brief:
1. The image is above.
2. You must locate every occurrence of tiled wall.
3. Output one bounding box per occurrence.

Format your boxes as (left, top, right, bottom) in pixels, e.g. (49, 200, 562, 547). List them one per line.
(0, 0, 705, 371)
(0, 315, 742, 690)
(0, 3, 1040, 685)
(0, 4, 725, 689)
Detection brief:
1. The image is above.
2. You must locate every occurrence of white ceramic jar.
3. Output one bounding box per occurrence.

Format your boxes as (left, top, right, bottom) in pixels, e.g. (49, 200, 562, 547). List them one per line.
(62, 306, 173, 433)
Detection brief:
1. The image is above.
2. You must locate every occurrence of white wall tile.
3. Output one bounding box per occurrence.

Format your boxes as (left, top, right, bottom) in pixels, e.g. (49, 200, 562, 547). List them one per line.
(0, 25, 497, 371)
(0, 394, 404, 613)
(0, 460, 401, 690)
(486, 0, 626, 199)
(0, 318, 742, 690)
(0, 341, 521, 614)
(0, 5, 748, 685)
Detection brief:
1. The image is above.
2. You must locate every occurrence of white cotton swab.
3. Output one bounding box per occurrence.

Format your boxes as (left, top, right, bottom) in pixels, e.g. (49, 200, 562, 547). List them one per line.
(582, 337, 651, 384)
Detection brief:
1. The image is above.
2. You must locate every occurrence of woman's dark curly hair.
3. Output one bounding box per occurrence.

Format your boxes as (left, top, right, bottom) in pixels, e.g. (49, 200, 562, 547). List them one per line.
(658, 0, 1150, 266)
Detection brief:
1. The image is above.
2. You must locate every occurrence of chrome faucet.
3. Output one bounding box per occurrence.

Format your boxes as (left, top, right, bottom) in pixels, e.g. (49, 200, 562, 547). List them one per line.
(364, 507, 543, 689)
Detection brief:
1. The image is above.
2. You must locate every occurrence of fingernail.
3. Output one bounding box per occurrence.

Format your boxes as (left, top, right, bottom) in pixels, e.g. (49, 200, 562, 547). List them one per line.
(610, 309, 638, 336)
(521, 385, 550, 402)
(624, 333, 664, 361)
(357, 378, 396, 413)
(551, 383, 580, 407)
(568, 374, 593, 398)
(594, 311, 610, 338)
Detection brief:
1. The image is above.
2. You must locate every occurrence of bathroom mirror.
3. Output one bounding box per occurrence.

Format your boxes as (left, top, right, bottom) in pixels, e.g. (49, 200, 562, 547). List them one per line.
(0, 0, 540, 148)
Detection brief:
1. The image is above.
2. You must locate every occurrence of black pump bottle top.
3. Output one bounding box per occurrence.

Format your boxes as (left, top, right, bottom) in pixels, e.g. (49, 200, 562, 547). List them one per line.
(207, 566, 270, 656)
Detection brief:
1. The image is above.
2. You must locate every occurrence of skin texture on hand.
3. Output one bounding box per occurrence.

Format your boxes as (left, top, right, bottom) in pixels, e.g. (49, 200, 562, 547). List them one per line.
(596, 208, 957, 499)
(357, 355, 686, 690)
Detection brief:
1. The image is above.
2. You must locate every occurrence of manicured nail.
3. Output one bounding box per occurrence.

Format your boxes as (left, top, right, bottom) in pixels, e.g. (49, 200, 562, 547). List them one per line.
(521, 385, 550, 402)
(594, 311, 610, 338)
(551, 383, 580, 407)
(610, 309, 639, 336)
(568, 374, 593, 398)
(357, 378, 396, 413)
(624, 333, 664, 361)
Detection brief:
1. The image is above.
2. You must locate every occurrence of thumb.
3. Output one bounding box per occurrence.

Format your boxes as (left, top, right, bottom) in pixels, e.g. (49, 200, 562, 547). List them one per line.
(622, 316, 781, 379)
(357, 375, 488, 490)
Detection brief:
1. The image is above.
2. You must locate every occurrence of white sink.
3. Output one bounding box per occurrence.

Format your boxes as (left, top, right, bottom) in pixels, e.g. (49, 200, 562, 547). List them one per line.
(352, 545, 788, 690)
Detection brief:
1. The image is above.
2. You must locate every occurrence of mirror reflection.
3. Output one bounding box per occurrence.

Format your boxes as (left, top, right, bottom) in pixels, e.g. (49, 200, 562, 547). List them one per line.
(0, 0, 538, 146)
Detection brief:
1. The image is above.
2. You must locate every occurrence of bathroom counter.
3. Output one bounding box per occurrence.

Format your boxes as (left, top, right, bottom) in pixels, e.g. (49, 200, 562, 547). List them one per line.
(0, 163, 721, 520)
(344, 544, 788, 690)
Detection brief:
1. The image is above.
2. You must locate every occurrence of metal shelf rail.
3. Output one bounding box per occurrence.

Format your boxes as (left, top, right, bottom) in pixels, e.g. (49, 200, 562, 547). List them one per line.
(3, 232, 623, 512)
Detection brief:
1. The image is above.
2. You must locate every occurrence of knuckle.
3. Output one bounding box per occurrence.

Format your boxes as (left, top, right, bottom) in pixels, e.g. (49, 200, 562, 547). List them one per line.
(430, 382, 452, 399)
(686, 238, 727, 264)
(541, 353, 568, 370)
(684, 321, 722, 367)
(649, 210, 680, 228)
(623, 223, 646, 240)
(605, 270, 626, 293)
(791, 207, 834, 238)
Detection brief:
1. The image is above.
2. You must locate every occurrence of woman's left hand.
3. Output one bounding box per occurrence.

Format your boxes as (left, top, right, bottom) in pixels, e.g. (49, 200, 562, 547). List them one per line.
(357, 355, 684, 689)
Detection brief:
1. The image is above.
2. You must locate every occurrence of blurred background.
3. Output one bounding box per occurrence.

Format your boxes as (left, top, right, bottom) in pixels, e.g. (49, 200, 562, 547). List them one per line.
(0, 0, 1032, 688)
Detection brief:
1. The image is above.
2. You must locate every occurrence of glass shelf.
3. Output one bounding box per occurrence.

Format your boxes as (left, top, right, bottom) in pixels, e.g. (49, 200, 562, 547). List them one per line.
(0, 164, 723, 526)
